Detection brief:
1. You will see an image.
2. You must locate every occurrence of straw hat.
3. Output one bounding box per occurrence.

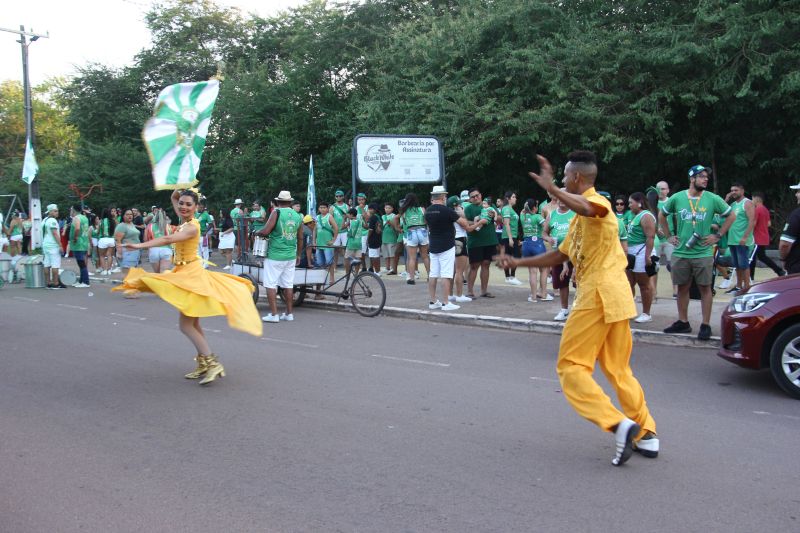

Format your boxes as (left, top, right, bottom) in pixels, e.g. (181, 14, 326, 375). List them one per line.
(274, 191, 293, 201)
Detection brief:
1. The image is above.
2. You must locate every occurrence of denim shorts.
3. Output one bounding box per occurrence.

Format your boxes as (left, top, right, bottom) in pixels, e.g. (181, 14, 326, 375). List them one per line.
(405, 227, 429, 247)
(120, 249, 141, 268)
(521, 237, 546, 257)
(315, 247, 334, 267)
(728, 245, 754, 270)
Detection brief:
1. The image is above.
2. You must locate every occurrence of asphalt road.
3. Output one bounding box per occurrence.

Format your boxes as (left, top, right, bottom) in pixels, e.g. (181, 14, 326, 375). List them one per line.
(1, 284, 798, 533)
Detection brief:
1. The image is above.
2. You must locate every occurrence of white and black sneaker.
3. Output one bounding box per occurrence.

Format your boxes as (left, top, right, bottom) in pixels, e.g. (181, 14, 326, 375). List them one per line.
(634, 432, 659, 458)
(611, 418, 640, 466)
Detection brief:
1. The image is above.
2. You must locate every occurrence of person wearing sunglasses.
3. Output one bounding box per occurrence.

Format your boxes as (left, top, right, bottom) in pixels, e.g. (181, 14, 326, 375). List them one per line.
(614, 195, 633, 227)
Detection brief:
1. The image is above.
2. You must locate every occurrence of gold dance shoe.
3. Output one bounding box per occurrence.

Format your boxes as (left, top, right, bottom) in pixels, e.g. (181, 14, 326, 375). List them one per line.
(184, 355, 209, 379)
(199, 354, 225, 385)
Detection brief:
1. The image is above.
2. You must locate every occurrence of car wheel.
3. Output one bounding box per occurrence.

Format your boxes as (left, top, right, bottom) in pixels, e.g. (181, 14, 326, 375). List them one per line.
(769, 323, 800, 400)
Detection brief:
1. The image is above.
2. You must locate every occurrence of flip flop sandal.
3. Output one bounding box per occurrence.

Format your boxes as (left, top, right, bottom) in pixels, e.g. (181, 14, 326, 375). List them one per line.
(466, 293, 476, 298)
(481, 293, 495, 298)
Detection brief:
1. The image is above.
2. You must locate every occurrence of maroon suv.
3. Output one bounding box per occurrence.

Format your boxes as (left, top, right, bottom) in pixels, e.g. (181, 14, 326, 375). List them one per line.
(718, 274, 800, 399)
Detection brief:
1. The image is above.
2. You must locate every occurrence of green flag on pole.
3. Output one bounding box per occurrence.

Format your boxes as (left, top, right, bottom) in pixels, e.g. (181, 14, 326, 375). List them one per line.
(21, 137, 38, 185)
(142, 80, 220, 190)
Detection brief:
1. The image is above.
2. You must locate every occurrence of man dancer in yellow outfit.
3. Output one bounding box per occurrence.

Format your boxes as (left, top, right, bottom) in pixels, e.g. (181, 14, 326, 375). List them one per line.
(498, 150, 658, 466)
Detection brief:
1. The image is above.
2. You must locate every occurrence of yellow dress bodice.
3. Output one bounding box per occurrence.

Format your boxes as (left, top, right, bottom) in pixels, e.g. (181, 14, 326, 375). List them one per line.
(173, 219, 200, 264)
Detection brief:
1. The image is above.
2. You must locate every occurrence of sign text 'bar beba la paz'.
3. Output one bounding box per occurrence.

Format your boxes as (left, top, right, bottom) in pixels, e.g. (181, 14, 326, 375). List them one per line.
(352, 134, 445, 185)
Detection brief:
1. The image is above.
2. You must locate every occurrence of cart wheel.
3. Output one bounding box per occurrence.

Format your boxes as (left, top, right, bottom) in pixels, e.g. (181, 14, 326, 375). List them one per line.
(239, 273, 259, 305)
(278, 286, 306, 307)
(350, 272, 386, 317)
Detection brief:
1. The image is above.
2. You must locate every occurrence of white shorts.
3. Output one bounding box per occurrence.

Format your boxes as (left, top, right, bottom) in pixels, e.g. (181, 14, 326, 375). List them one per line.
(98, 237, 116, 249)
(381, 243, 397, 258)
(10, 234, 23, 242)
(263, 259, 296, 289)
(43, 248, 62, 269)
(218, 232, 235, 250)
(368, 247, 381, 258)
(361, 235, 368, 254)
(429, 247, 456, 279)
(333, 233, 347, 247)
(149, 247, 173, 263)
(91, 237, 99, 247)
(629, 243, 650, 273)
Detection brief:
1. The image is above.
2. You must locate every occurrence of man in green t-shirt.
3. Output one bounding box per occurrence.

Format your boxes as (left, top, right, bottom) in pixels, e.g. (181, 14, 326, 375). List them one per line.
(331, 189, 350, 268)
(659, 165, 736, 340)
(255, 191, 304, 323)
(381, 202, 400, 274)
(69, 204, 92, 287)
(463, 188, 497, 298)
(250, 202, 267, 234)
(723, 183, 756, 294)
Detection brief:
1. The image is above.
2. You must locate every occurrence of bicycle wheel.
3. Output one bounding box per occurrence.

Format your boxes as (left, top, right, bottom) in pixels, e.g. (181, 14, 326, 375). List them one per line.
(238, 273, 259, 305)
(350, 272, 386, 317)
(278, 286, 306, 307)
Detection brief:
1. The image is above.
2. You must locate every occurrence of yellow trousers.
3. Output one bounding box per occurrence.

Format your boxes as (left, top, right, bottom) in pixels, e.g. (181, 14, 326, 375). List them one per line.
(557, 306, 656, 439)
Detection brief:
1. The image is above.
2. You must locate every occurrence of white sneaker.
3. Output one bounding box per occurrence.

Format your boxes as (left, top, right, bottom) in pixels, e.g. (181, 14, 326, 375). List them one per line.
(400, 271, 408, 279)
(612, 418, 640, 466)
(448, 295, 456, 302)
(429, 300, 443, 310)
(634, 433, 660, 458)
(634, 313, 653, 323)
(541, 293, 554, 301)
(279, 313, 294, 321)
(415, 273, 421, 280)
(546, 276, 552, 284)
(73, 283, 90, 288)
(553, 309, 569, 321)
(527, 295, 535, 302)
(441, 302, 460, 311)
(454, 295, 472, 303)
(717, 278, 731, 290)
(110, 267, 121, 273)
(223, 265, 231, 270)
(261, 314, 279, 323)
(507, 277, 523, 286)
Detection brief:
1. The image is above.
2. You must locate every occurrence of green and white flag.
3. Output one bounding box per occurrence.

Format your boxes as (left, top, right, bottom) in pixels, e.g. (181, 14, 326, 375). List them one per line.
(142, 80, 219, 190)
(21, 137, 39, 185)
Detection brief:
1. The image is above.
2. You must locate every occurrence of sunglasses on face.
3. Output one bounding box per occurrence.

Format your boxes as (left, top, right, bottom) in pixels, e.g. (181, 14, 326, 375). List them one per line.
(616, 202, 625, 206)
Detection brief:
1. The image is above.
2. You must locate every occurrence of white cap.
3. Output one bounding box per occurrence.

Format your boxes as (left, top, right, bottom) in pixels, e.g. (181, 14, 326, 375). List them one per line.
(430, 185, 447, 195)
(274, 190, 293, 202)
(234, 198, 243, 204)
(460, 189, 470, 201)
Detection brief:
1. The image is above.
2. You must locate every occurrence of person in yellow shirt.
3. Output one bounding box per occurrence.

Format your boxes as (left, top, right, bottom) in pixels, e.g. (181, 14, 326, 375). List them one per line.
(498, 150, 658, 466)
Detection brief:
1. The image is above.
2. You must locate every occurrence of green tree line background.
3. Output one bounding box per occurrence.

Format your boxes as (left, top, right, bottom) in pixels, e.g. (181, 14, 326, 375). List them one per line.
(1, 0, 799, 235)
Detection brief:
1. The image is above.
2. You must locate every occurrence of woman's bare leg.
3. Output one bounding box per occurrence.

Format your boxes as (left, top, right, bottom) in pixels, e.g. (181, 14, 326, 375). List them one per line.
(179, 313, 211, 355)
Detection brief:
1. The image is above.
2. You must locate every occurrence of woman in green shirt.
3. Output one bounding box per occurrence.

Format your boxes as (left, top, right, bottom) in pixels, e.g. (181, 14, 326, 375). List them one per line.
(115, 209, 142, 272)
(399, 193, 429, 284)
(625, 192, 657, 323)
(520, 199, 550, 302)
(501, 191, 523, 285)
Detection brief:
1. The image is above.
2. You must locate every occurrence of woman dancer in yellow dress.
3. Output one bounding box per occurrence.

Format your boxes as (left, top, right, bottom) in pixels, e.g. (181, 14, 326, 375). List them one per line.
(114, 189, 262, 385)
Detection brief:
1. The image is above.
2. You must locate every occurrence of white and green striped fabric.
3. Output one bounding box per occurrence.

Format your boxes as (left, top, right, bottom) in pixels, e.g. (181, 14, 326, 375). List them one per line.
(142, 80, 219, 190)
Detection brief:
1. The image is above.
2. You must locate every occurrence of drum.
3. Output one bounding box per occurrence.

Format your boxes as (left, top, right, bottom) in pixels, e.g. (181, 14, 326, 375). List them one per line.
(59, 269, 78, 286)
(253, 237, 269, 257)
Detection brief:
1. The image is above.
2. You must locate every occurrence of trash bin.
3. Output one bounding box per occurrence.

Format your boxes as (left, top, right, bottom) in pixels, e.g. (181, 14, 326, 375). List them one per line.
(22, 255, 45, 289)
(0, 253, 11, 283)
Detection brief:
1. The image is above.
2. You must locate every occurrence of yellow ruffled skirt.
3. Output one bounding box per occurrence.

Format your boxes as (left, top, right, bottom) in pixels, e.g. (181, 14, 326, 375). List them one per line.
(112, 260, 263, 337)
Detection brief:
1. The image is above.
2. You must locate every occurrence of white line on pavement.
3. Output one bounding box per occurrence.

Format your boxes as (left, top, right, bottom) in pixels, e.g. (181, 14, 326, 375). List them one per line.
(206, 329, 222, 333)
(261, 337, 320, 348)
(57, 303, 88, 310)
(12, 296, 39, 303)
(753, 410, 800, 421)
(530, 376, 560, 383)
(110, 312, 147, 321)
(370, 354, 451, 367)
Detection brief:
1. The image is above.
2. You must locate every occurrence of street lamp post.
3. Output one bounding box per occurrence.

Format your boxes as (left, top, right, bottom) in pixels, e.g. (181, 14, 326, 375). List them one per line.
(0, 25, 49, 250)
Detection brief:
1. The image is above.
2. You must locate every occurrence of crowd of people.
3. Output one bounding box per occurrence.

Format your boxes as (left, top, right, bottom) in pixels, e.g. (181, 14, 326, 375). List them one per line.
(2, 165, 798, 337)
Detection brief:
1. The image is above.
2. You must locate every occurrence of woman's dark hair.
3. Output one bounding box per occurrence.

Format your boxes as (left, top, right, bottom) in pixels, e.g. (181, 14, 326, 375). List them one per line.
(523, 198, 537, 212)
(502, 191, 516, 206)
(179, 189, 199, 203)
(348, 207, 358, 216)
(399, 193, 419, 214)
(614, 194, 627, 208)
(645, 188, 660, 215)
(629, 192, 646, 210)
(101, 207, 117, 234)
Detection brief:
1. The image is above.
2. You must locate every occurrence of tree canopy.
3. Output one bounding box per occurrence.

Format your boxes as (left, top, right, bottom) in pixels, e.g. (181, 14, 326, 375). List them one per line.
(2, 0, 798, 219)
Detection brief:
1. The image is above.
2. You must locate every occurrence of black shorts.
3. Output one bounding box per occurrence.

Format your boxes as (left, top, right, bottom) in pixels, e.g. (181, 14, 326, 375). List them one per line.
(455, 237, 468, 257)
(468, 244, 496, 264)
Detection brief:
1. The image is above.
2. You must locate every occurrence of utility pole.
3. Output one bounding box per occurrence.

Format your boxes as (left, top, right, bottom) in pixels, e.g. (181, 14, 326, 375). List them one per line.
(0, 25, 49, 250)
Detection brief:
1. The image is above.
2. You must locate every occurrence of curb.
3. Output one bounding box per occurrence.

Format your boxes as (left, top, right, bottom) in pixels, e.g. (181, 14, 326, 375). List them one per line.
(299, 299, 720, 350)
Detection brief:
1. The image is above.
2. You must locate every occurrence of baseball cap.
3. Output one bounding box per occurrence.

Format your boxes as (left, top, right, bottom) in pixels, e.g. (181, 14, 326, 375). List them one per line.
(447, 195, 461, 207)
(460, 189, 469, 201)
(357, 192, 367, 198)
(688, 165, 709, 178)
(335, 189, 344, 196)
(303, 214, 314, 224)
(597, 191, 612, 201)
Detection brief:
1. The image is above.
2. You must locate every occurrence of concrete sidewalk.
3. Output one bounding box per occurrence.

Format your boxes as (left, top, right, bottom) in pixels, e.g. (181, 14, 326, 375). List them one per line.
(35, 252, 764, 349)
